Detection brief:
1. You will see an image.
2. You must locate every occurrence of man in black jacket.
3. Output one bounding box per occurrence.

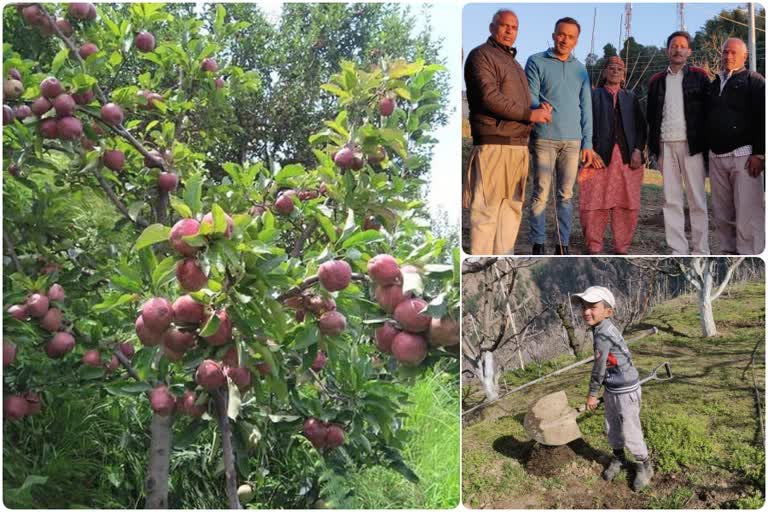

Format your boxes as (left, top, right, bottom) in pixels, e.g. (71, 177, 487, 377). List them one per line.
(646, 31, 710, 255)
(463, 9, 552, 254)
(707, 38, 765, 255)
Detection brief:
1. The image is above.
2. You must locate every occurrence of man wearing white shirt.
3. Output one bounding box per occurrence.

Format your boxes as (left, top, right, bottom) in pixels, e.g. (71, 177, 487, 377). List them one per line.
(706, 38, 765, 255)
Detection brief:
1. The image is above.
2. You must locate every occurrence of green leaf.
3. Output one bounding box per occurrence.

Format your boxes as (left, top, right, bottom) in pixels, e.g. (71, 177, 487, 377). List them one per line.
(111, 274, 143, 293)
(169, 196, 192, 218)
(133, 224, 170, 251)
(138, 246, 158, 277)
(151, 256, 177, 289)
(210, 203, 227, 235)
(313, 212, 337, 244)
(93, 293, 136, 313)
(423, 264, 453, 278)
(200, 313, 221, 337)
(105, 381, 152, 397)
(184, 173, 204, 215)
(274, 164, 305, 184)
(292, 324, 319, 351)
(214, 4, 226, 34)
(425, 293, 447, 318)
(336, 209, 356, 243)
(101, 13, 121, 36)
(267, 414, 300, 423)
(320, 83, 350, 99)
(393, 87, 412, 101)
(388, 60, 424, 79)
(51, 48, 70, 74)
(108, 51, 123, 67)
(341, 230, 385, 249)
(80, 365, 107, 380)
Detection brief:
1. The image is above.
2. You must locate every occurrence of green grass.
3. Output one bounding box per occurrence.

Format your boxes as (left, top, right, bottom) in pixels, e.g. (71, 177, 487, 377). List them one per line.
(463, 281, 766, 509)
(341, 368, 460, 509)
(3, 387, 151, 508)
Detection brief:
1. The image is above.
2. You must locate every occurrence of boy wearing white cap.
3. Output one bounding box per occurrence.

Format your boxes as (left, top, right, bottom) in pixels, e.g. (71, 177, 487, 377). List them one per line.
(571, 286, 653, 491)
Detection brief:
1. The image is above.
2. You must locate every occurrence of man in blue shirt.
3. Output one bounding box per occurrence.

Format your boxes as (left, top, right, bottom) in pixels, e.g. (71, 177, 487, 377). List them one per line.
(525, 17, 601, 255)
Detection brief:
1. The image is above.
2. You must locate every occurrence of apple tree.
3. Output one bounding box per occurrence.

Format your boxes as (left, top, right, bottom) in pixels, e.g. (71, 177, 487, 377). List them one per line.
(3, 3, 458, 508)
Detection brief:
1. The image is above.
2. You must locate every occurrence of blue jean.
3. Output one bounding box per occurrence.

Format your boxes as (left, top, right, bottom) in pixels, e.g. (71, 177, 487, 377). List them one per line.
(528, 139, 581, 245)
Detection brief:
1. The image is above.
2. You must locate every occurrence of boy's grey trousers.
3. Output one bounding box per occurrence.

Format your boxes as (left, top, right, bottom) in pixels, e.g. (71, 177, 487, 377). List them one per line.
(604, 388, 649, 461)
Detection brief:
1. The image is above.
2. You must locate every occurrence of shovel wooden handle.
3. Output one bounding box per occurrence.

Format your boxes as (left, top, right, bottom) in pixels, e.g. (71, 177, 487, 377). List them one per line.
(577, 361, 673, 415)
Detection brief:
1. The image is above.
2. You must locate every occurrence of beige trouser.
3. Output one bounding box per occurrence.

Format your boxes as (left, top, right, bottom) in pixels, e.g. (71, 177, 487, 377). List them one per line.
(659, 141, 710, 255)
(467, 145, 529, 255)
(709, 153, 765, 255)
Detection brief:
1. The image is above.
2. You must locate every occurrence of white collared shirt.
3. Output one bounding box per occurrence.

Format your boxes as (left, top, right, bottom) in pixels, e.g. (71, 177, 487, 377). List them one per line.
(718, 66, 746, 93)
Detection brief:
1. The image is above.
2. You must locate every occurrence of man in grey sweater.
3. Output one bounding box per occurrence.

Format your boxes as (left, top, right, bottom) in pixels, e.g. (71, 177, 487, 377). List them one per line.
(572, 286, 653, 491)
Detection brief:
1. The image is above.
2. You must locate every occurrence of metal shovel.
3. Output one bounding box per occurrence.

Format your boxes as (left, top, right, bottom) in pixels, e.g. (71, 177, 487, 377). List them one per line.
(523, 361, 673, 446)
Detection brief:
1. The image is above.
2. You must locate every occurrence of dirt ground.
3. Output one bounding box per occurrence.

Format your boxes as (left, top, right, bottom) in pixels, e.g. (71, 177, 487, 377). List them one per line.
(462, 168, 722, 256)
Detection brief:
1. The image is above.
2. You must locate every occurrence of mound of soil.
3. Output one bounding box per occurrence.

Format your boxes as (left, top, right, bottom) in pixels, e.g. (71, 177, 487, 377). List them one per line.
(525, 443, 578, 477)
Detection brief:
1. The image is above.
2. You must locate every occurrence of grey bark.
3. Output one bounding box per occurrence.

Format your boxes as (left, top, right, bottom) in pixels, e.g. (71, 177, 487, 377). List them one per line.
(214, 389, 242, 509)
(144, 414, 174, 509)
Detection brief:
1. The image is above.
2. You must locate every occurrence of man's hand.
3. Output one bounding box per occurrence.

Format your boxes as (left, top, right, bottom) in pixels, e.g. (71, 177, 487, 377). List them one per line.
(582, 149, 604, 168)
(585, 394, 598, 411)
(630, 149, 643, 170)
(529, 107, 552, 124)
(745, 155, 765, 178)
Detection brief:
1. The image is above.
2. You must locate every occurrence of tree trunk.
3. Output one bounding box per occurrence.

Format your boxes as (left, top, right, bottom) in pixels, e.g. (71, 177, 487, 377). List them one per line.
(214, 389, 242, 509)
(556, 303, 582, 355)
(480, 351, 499, 402)
(145, 413, 173, 509)
(699, 263, 717, 337)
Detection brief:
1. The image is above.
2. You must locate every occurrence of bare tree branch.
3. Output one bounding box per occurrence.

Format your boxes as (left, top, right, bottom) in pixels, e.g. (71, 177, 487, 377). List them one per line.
(462, 257, 498, 274)
(711, 257, 746, 302)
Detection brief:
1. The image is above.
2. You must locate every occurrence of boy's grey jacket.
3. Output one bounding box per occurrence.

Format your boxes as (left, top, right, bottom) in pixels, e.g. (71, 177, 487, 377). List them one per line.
(589, 318, 640, 395)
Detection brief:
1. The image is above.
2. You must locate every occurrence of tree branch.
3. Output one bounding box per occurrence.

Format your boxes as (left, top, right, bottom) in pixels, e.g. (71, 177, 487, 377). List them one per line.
(462, 257, 498, 274)
(291, 220, 318, 258)
(88, 160, 149, 228)
(112, 347, 143, 382)
(213, 389, 242, 510)
(3, 230, 23, 274)
(710, 257, 746, 302)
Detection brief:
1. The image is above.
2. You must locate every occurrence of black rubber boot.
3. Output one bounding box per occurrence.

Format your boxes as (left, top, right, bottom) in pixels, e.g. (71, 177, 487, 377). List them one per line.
(532, 243, 545, 255)
(632, 459, 654, 491)
(602, 449, 626, 481)
(554, 244, 569, 255)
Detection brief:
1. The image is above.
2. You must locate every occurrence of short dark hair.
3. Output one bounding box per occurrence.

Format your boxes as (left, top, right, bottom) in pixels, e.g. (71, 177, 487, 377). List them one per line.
(554, 17, 581, 35)
(666, 31, 691, 48)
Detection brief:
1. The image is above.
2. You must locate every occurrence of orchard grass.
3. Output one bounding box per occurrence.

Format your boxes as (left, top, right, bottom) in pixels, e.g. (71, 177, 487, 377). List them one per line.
(342, 364, 460, 509)
(462, 281, 766, 509)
